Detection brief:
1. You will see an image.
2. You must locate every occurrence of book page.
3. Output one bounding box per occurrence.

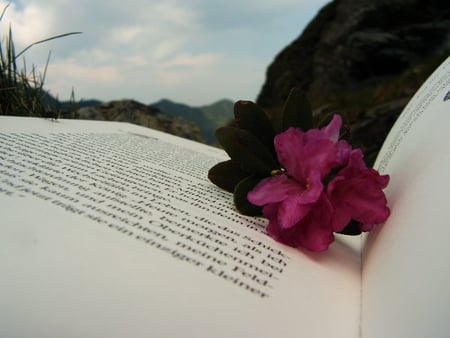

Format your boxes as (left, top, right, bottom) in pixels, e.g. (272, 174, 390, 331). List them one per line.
(0, 117, 361, 338)
(362, 56, 450, 338)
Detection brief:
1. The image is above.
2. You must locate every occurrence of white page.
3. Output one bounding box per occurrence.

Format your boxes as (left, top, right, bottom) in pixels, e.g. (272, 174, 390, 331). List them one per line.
(362, 57, 450, 338)
(0, 117, 361, 338)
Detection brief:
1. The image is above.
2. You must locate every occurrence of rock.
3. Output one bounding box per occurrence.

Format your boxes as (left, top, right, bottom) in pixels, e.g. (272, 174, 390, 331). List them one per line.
(77, 99, 205, 143)
(256, 0, 450, 155)
(350, 97, 409, 155)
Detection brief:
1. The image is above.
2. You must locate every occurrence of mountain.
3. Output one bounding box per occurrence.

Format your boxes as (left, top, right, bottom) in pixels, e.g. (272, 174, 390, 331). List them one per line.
(150, 98, 234, 144)
(75, 99, 205, 143)
(43, 95, 234, 144)
(77, 99, 104, 108)
(41, 92, 102, 114)
(257, 0, 450, 156)
(199, 99, 235, 132)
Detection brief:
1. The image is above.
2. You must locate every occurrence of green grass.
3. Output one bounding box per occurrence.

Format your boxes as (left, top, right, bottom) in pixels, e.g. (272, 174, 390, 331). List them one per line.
(0, 2, 81, 118)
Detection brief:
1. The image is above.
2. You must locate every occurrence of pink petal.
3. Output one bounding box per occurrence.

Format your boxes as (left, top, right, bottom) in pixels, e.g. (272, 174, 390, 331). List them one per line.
(335, 140, 352, 167)
(299, 137, 337, 179)
(328, 151, 390, 231)
(247, 174, 304, 206)
(274, 128, 305, 179)
(249, 172, 324, 229)
(294, 195, 335, 251)
(275, 128, 337, 181)
(321, 114, 342, 143)
(331, 174, 390, 230)
(267, 194, 335, 252)
(277, 196, 313, 229)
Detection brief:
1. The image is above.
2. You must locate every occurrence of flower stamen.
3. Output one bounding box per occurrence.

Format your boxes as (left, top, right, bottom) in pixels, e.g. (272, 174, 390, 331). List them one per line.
(271, 169, 284, 176)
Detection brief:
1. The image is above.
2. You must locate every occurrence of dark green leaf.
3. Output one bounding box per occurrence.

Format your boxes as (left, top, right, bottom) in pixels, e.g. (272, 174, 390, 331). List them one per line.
(281, 87, 313, 132)
(234, 176, 263, 216)
(233, 100, 275, 150)
(215, 126, 278, 176)
(208, 160, 248, 193)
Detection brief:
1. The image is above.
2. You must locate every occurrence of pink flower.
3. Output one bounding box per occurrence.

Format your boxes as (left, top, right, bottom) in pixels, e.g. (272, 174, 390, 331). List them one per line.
(247, 115, 390, 252)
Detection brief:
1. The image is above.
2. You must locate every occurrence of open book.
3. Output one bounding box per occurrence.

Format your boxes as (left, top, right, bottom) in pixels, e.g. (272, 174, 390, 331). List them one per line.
(1, 56, 449, 338)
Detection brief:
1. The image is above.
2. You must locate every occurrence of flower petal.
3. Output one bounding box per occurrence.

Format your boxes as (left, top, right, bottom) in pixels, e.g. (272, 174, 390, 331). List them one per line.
(335, 140, 352, 167)
(294, 195, 335, 251)
(266, 194, 335, 252)
(328, 150, 390, 231)
(321, 114, 342, 143)
(247, 174, 304, 206)
(277, 197, 313, 229)
(275, 128, 338, 181)
(299, 136, 337, 179)
(275, 183, 324, 230)
(274, 127, 305, 179)
(249, 171, 324, 229)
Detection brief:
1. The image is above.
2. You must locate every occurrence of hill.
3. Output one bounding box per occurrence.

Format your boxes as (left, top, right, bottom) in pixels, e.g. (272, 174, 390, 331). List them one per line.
(150, 98, 234, 144)
(66, 97, 234, 145)
(75, 99, 205, 143)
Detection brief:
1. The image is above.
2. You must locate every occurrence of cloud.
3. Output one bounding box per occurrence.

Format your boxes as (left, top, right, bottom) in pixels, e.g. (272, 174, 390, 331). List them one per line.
(0, 0, 331, 105)
(160, 53, 221, 69)
(154, 52, 223, 86)
(0, 1, 53, 48)
(152, 40, 183, 61)
(110, 25, 143, 44)
(48, 58, 121, 83)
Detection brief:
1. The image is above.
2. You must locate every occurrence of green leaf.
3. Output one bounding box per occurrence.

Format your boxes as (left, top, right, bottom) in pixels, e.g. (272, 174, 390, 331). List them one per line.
(233, 100, 275, 150)
(208, 160, 248, 193)
(234, 176, 263, 216)
(281, 87, 313, 132)
(215, 126, 278, 176)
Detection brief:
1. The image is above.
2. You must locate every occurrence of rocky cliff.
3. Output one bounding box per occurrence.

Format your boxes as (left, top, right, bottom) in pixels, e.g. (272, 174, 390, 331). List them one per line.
(257, 0, 450, 155)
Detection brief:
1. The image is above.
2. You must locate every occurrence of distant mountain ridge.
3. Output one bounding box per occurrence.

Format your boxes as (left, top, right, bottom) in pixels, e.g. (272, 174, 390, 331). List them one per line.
(75, 99, 205, 143)
(150, 98, 234, 144)
(65, 97, 234, 145)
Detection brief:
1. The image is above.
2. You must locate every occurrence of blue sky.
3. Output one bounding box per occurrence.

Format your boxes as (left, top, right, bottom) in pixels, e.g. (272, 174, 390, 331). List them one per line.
(1, 0, 330, 105)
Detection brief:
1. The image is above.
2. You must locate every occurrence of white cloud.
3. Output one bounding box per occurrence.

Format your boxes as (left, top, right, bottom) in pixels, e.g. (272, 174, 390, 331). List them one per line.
(152, 40, 184, 61)
(0, 1, 53, 49)
(160, 53, 221, 69)
(123, 54, 149, 67)
(46, 58, 121, 83)
(153, 52, 223, 87)
(110, 25, 143, 44)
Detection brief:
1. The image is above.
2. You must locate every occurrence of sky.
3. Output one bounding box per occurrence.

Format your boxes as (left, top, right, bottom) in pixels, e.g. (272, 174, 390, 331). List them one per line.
(0, 0, 330, 106)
